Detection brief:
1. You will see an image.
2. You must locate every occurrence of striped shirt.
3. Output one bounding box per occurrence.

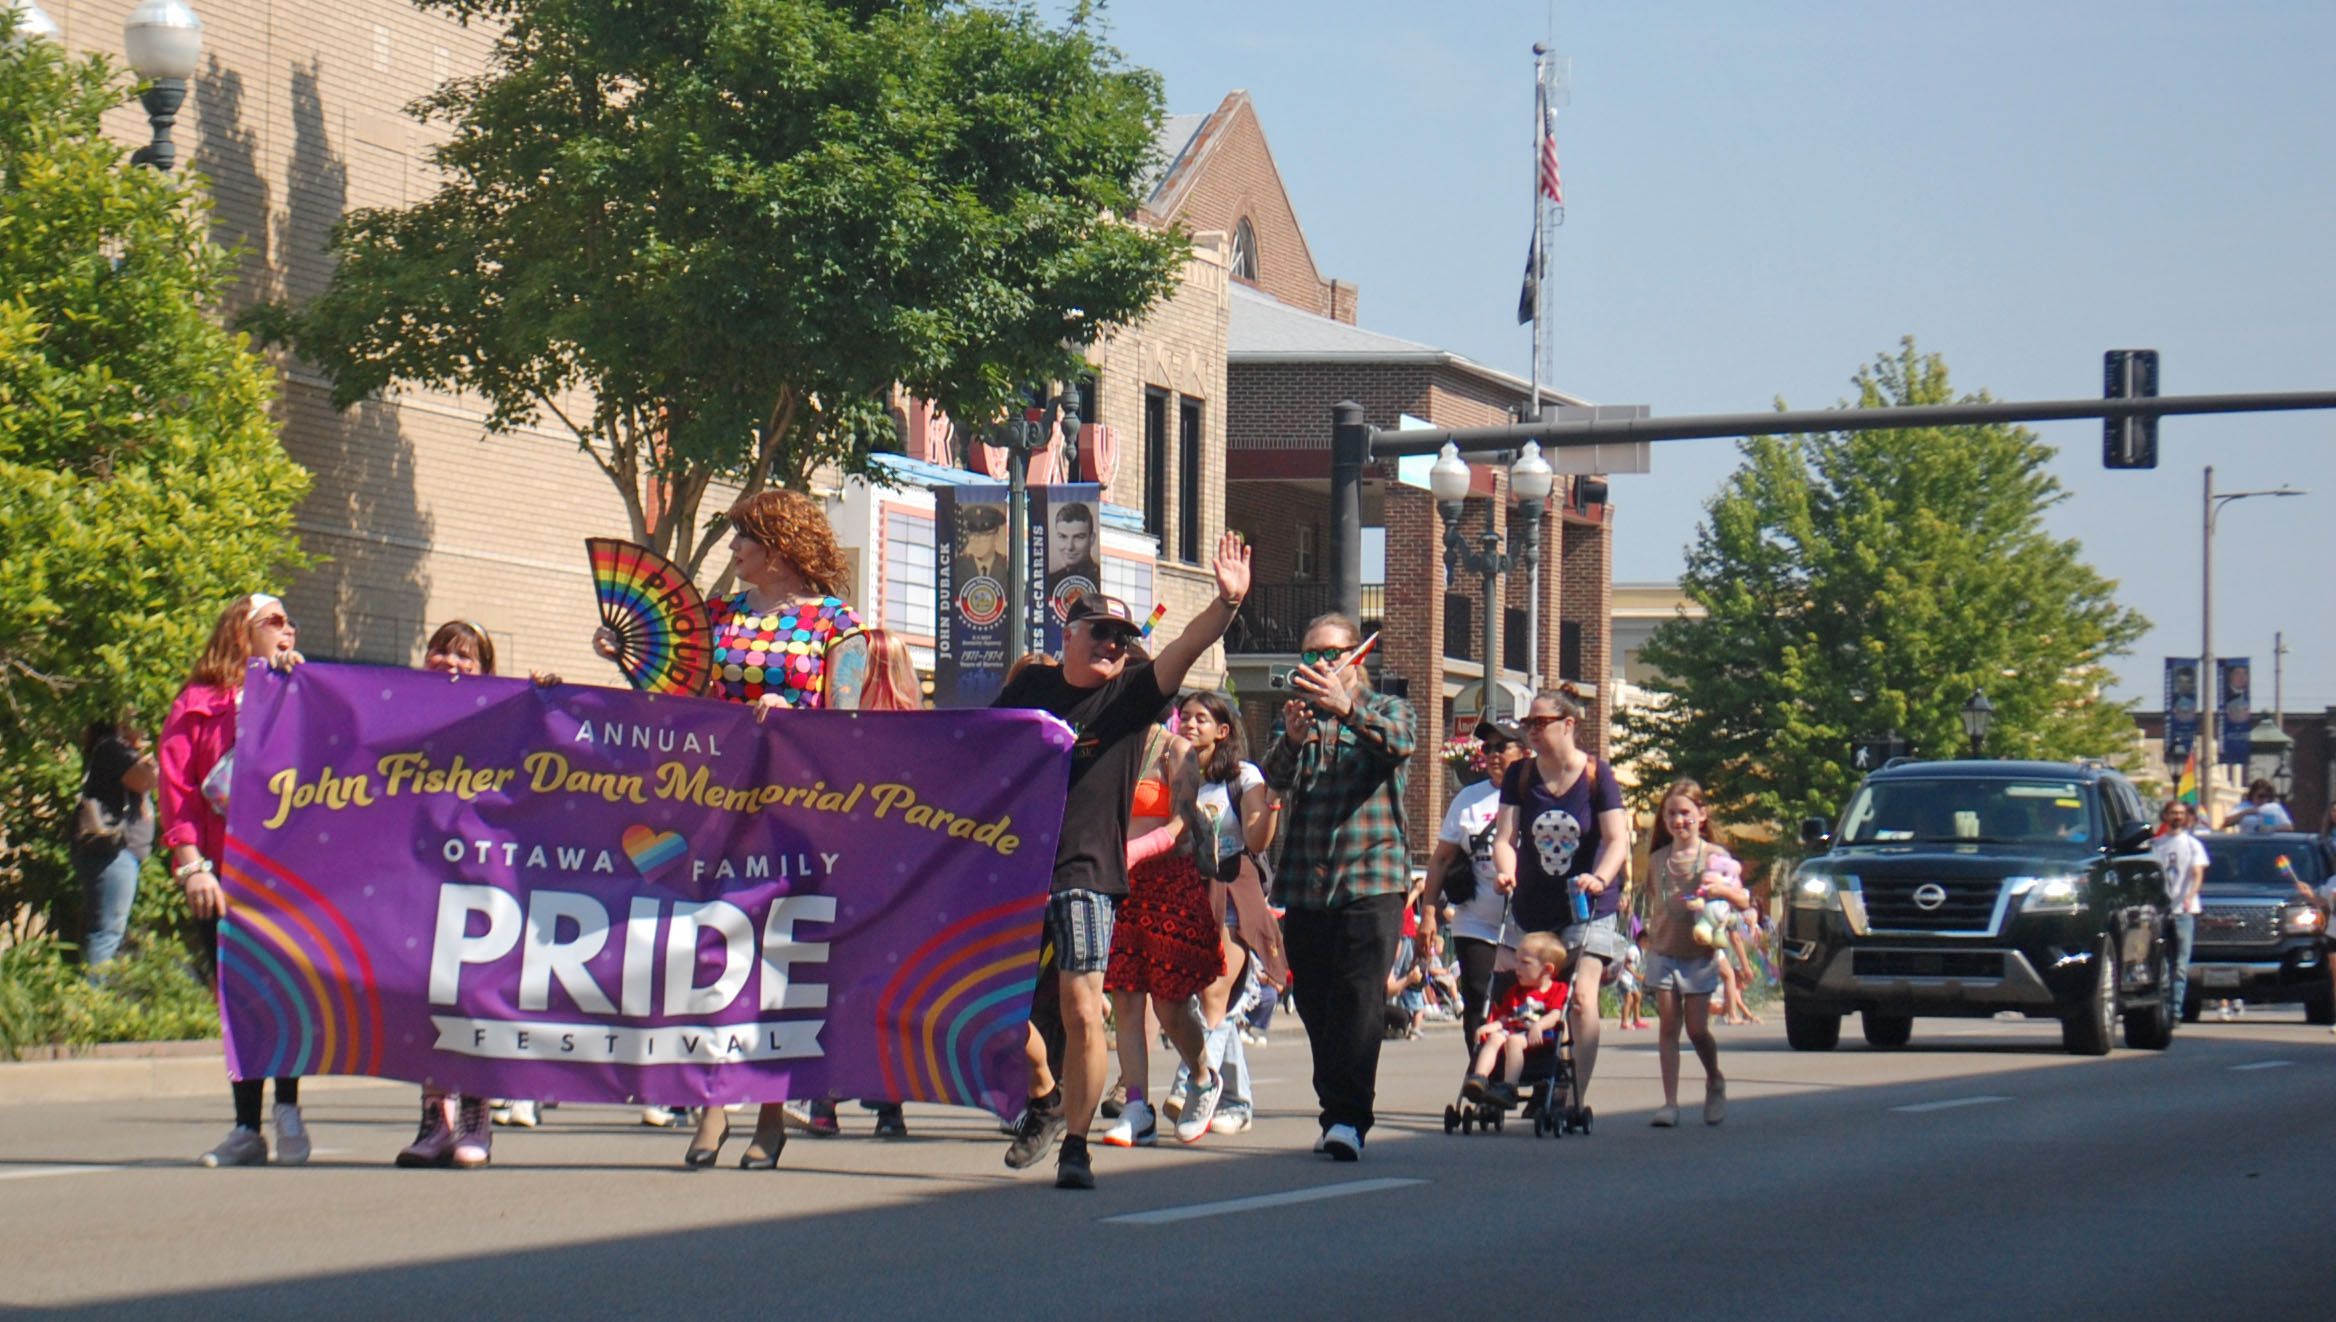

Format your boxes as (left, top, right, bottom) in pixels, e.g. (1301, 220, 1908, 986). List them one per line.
(1262, 689, 1416, 910)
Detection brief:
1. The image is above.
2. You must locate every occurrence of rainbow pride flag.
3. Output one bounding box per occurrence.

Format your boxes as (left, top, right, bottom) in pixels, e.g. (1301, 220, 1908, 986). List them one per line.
(2175, 748, 2198, 805)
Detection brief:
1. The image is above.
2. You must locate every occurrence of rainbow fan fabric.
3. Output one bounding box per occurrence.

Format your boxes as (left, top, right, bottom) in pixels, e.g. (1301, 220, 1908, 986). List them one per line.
(586, 538, 714, 696)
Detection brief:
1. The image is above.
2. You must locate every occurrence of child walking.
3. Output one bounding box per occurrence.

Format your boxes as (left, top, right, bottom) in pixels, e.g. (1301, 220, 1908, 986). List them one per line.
(1643, 779, 1748, 1127)
(1461, 931, 1569, 1108)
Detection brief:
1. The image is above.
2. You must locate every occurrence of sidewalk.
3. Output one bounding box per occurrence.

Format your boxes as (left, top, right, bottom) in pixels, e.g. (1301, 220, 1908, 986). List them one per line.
(0, 1041, 392, 1106)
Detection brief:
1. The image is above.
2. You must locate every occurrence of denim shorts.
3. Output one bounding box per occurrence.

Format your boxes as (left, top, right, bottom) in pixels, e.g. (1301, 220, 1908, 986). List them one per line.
(1560, 912, 1629, 964)
(1045, 889, 1117, 976)
(1643, 951, 1721, 997)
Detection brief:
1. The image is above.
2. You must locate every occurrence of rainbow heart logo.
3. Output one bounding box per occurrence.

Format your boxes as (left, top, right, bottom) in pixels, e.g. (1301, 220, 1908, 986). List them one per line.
(620, 825, 687, 877)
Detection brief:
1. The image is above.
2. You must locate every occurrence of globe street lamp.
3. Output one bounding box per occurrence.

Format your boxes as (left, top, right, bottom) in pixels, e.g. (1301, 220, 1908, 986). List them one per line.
(1961, 689, 1994, 759)
(2196, 467, 2304, 810)
(987, 383, 1080, 657)
(123, 1, 203, 171)
(5, 1, 60, 44)
(1432, 441, 1555, 722)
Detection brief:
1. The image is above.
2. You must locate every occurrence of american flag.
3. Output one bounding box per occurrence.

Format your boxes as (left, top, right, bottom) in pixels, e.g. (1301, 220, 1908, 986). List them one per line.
(1538, 109, 1563, 206)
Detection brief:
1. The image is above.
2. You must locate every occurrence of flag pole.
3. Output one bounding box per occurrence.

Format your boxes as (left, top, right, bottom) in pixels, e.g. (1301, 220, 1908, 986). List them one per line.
(1527, 44, 1548, 423)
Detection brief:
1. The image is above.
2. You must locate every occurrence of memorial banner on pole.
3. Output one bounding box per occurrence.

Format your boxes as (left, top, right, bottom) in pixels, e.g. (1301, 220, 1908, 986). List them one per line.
(218, 662, 1071, 1118)
(1029, 482, 1103, 658)
(2163, 657, 2200, 766)
(934, 484, 1015, 707)
(2215, 656, 2254, 766)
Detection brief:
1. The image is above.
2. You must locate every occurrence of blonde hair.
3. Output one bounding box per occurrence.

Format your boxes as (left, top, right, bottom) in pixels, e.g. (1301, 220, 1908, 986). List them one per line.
(856, 628, 924, 712)
(1517, 930, 1567, 971)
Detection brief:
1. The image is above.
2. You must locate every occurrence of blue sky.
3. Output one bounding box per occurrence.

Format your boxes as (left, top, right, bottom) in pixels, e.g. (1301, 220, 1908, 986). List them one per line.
(1071, 0, 2336, 714)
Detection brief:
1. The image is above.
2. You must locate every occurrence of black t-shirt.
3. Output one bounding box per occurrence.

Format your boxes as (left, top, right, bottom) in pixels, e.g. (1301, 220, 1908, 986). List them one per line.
(993, 661, 1172, 897)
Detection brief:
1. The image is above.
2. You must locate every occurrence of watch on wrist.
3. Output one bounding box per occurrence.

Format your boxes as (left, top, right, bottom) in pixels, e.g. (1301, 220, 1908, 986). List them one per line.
(172, 857, 211, 882)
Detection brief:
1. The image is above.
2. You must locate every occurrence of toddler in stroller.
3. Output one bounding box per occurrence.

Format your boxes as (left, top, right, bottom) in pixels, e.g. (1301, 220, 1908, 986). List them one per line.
(1446, 932, 1584, 1136)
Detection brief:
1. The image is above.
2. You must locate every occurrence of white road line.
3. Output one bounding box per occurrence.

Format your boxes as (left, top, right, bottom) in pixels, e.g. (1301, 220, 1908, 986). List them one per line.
(2228, 1060, 2294, 1072)
(0, 1165, 113, 1182)
(1103, 1177, 1426, 1226)
(1890, 1095, 2011, 1114)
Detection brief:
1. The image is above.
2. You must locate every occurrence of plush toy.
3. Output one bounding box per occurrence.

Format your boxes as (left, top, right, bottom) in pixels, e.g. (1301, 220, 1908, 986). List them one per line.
(1689, 852, 1744, 948)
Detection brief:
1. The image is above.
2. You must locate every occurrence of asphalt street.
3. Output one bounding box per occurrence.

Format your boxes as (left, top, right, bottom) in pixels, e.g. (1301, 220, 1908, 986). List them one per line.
(4, 1012, 2332, 1321)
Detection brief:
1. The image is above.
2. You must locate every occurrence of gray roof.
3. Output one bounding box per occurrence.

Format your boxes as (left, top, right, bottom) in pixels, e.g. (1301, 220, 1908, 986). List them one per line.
(1227, 285, 1588, 407)
(1143, 113, 1209, 204)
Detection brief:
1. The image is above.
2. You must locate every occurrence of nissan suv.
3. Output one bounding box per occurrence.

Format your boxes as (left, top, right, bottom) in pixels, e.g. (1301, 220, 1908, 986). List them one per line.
(2182, 832, 2334, 1023)
(1783, 760, 2177, 1056)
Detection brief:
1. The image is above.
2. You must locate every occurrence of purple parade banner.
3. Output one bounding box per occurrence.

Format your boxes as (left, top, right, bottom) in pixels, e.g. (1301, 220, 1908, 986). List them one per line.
(218, 662, 1072, 1119)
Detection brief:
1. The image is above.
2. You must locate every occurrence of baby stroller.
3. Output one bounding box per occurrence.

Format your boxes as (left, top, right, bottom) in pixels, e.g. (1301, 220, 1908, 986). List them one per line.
(1442, 1013, 1586, 1138)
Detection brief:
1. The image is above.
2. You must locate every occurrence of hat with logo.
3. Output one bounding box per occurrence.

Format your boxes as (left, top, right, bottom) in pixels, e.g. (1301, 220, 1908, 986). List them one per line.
(1063, 593, 1140, 635)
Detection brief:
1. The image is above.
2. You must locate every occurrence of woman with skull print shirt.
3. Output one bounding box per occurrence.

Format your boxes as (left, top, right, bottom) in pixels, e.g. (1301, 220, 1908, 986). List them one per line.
(1491, 685, 1629, 1115)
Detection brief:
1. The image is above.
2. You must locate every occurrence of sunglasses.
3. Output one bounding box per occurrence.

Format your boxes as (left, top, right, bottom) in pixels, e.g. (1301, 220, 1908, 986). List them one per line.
(1299, 647, 1348, 666)
(253, 613, 295, 631)
(1079, 625, 1137, 647)
(1522, 715, 1569, 731)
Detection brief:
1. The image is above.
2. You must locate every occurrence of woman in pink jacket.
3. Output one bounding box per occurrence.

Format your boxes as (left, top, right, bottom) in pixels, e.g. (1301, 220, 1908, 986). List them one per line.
(158, 593, 304, 1168)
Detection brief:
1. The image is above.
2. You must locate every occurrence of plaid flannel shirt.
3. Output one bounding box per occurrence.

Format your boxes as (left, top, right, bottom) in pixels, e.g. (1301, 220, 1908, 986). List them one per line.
(1262, 688, 1416, 910)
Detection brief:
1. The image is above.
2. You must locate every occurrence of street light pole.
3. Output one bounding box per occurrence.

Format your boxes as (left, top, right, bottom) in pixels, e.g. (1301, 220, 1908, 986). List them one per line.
(1430, 442, 1553, 722)
(2199, 465, 2306, 818)
(123, 2, 205, 172)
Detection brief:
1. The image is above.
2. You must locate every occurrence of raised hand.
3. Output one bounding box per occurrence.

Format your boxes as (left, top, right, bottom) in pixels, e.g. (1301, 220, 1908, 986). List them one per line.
(1211, 530, 1252, 606)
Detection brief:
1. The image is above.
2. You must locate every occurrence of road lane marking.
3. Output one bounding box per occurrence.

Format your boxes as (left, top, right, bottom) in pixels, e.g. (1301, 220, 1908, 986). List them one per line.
(2228, 1060, 2293, 1072)
(1890, 1095, 2010, 1114)
(1103, 1177, 1425, 1225)
(0, 1165, 113, 1182)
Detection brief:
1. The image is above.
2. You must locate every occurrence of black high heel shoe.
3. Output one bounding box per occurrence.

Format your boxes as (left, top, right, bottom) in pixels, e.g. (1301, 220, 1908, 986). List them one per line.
(683, 1108, 728, 1169)
(739, 1126, 786, 1169)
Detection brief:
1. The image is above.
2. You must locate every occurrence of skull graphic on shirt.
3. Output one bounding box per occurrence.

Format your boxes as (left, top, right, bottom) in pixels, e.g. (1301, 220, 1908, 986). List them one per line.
(1531, 808, 1582, 877)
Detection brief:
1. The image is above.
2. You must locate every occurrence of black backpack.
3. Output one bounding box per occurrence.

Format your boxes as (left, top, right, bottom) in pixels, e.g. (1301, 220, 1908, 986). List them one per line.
(1440, 809, 1501, 907)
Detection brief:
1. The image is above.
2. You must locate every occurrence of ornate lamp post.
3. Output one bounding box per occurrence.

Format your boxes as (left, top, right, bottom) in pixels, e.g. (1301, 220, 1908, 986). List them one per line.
(123, 1, 204, 171)
(989, 384, 1081, 657)
(1430, 441, 1556, 722)
(1961, 689, 1995, 759)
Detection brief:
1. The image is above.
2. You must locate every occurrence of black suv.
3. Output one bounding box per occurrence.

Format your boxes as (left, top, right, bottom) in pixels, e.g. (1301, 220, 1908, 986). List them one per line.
(1783, 760, 2176, 1056)
(2182, 832, 2334, 1024)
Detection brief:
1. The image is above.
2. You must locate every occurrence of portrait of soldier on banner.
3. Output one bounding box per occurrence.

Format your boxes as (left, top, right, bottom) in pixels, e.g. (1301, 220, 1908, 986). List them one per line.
(1045, 499, 1099, 622)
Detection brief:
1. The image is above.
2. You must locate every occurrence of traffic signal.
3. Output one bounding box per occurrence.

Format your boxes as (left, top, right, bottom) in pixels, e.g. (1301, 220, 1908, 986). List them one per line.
(2103, 349, 2159, 469)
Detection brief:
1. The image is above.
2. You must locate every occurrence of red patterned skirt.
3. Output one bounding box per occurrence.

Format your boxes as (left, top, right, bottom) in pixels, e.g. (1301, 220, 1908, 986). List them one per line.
(1106, 853, 1224, 1000)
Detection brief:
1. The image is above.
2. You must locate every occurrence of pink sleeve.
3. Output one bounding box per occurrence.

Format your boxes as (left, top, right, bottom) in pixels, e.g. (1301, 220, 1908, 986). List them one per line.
(1125, 825, 1179, 868)
(155, 690, 209, 852)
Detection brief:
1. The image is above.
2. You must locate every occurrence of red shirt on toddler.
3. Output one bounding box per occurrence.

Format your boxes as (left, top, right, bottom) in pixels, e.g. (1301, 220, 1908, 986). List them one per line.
(1489, 978, 1569, 1036)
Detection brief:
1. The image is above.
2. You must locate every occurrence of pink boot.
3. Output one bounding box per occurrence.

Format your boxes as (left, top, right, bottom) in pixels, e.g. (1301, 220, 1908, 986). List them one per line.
(397, 1091, 457, 1167)
(451, 1094, 493, 1169)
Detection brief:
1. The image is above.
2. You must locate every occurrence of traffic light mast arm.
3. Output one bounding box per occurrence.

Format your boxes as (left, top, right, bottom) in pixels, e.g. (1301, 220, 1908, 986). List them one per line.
(1363, 389, 2336, 458)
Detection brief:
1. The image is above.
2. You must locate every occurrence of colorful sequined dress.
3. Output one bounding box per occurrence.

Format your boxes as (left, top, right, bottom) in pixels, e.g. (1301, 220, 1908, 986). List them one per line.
(709, 593, 862, 709)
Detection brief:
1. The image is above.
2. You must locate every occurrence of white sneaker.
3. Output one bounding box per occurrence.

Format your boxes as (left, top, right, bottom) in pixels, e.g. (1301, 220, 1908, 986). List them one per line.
(1241, 1029, 1269, 1048)
(506, 1099, 541, 1128)
(1320, 1123, 1362, 1161)
(640, 1106, 682, 1127)
(272, 1104, 310, 1166)
(1174, 1071, 1224, 1144)
(1208, 1105, 1253, 1135)
(199, 1127, 268, 1167)
(1098, 1098, 1157, 1148)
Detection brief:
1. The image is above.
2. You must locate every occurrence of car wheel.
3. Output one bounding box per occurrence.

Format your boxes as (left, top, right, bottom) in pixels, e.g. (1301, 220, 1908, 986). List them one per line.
(2062, 941, 2117, 1056)
(1785, 1005, 1841, 1051)
(2306, 992, 2336, 1027)
(1861, 1012, 1913, 1049)
(2122, 949, 2175, 1050)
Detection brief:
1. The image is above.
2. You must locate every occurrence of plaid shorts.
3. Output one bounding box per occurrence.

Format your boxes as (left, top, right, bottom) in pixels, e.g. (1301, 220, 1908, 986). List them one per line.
(1045, 889, 1117, 976)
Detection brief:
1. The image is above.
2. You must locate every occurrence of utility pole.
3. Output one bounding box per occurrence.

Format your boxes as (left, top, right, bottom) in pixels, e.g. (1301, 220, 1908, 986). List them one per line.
(2200, 467, 2307, 819)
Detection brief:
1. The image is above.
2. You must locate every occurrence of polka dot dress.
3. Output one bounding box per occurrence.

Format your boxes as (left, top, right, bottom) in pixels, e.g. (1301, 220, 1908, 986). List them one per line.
(709, 593, 862, 709)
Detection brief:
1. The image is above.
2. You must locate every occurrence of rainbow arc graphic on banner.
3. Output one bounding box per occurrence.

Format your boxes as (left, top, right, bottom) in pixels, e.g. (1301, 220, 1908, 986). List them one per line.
(874, 893, 1047, 1107)
(216, 838, 384, 1080)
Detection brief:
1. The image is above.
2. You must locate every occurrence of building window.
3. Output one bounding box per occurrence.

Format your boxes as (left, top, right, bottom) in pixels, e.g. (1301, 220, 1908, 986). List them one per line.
(883, 510, 937, 640)
(1102, 554, 1153, 611)
(1177, 396, 1203, 562)
(1143, 388, 1168, 540)
(1294, 523, 1317, 581)
(1230, 218, 1258, 282)
(1075, 374, 1098, 425)
(1559, 620, 1584, 682)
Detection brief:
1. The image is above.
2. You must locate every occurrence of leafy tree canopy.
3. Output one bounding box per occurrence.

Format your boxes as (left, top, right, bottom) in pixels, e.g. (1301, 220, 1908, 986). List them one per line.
(1617, 340, 2147, 867)
(0, 21, 308, 932)
(263, 0, 1190, 572)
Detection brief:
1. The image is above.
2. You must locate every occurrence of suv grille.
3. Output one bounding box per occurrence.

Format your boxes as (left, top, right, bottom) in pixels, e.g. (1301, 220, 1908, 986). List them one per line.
(1853, 950, 2006, 980)
(1859, 877, 2004, 933)
(2195, 903, 2280, 948)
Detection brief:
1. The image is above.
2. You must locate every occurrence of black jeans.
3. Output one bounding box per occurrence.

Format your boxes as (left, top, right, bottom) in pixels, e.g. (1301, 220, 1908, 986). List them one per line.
(1453, 936, 1502, 1052)
(1284, 892, 1405, 1138)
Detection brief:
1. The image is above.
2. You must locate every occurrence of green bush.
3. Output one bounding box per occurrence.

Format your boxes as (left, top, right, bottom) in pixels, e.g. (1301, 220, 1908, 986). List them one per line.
(0, 928, 218, 1059)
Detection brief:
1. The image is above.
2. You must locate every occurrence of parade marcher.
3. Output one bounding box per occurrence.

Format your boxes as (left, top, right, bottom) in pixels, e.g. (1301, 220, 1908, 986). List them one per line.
(1642, 780, 1746, 1127)
(599, 489, 862, 1169)
(1420, 717, 1531, 1053)
(1491, 685, 1629, 1122)
(992, 531, 1250, 1191)
(2152, 799, 2210, 1025)
(159, 593, 305, 1167)
(2222, 779, 2294, 834)
(73, 718, 156, 969)
(1264, 613, 1416, 1162)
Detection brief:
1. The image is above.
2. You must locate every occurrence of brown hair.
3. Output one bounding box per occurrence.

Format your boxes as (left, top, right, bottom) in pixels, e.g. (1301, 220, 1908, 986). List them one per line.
(726, 489, 848, 597)
(1534, 683, 1591, 722)
(1177, 690, 1247, 784)
(1648, 777, 1719, 853)
(187, 595, 275, 690)
(1004, 652, 1057, 686)
(1302, 612, 1362, 648)
(856, 628, 924, 712)
(425, 620, 498, 676)
(2246, 778, 2278, 801)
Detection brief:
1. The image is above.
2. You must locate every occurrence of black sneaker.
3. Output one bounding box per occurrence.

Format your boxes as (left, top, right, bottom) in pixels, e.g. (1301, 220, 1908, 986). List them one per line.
(1055, 1138, 1095, 1190)
(872, 1107, 908, 1139)
(1003, 1100, 1065, 1170)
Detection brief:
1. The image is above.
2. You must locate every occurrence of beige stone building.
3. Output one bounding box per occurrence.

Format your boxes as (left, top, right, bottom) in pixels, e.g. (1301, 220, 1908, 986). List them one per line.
(46, 0, 1231, 690)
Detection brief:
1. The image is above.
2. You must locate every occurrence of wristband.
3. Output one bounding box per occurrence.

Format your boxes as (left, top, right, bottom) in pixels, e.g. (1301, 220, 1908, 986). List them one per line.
(172, 857, 212, 882)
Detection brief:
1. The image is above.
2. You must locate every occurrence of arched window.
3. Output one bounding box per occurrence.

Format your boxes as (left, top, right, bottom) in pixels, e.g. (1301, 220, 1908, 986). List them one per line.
(1230, 218, 1258, 282)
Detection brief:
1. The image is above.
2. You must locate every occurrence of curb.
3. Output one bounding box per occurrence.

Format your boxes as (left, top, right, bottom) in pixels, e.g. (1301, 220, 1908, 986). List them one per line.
(0, 1045, 395, 1107)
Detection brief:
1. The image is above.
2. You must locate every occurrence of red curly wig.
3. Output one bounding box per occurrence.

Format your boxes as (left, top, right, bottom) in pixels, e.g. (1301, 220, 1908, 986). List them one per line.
(726, 489, 848, 598)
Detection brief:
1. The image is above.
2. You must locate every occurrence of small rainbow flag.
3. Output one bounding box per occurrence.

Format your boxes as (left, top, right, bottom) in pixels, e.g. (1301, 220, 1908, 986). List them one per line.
(2175, 748, 2198, 805)
(1138, 602, 1168, 640)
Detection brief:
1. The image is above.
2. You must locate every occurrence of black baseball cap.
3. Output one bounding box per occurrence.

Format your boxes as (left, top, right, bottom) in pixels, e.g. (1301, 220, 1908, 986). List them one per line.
(1474, 716, 1527, 745)
(1063, 593, 1139, 636)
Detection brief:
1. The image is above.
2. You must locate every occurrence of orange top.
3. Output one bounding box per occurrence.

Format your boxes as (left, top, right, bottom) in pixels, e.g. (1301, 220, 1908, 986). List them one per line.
(1130, 777, 1171, 819)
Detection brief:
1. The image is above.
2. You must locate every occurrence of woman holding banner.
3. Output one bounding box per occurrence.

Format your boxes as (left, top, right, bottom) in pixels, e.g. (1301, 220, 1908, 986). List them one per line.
(159, 593, 306, 1168)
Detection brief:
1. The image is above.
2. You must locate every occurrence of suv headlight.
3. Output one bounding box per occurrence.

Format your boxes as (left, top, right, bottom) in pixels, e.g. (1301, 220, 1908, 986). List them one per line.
(2011, 873, 2088, 914)
(1793, 873, 1846, 911)
(2281, 905, 2327, 936)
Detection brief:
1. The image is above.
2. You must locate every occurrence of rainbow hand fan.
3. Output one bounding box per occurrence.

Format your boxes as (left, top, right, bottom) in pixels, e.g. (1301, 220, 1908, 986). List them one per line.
(585, 537, 714, 696)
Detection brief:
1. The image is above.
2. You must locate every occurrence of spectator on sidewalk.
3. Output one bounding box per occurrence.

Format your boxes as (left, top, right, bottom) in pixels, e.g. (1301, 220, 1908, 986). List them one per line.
(1264, 613, 1416, 1163)
(2221, 780, 2293, 834)
(72, 718, 156, 969)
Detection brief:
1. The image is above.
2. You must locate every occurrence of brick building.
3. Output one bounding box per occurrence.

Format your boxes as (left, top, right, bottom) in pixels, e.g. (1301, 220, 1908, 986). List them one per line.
(1148, 92, 1621, 843)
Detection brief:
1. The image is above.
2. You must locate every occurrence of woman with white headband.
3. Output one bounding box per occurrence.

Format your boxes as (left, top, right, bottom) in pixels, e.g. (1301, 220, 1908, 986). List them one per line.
(157, 593, 306, 1167)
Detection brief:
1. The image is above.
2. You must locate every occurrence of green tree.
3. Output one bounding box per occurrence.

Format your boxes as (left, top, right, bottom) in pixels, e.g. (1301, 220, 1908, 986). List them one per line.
(0, 21, 309, 937)
(263, 0, 1189, 573)
(1617, 340, 2147, 865)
